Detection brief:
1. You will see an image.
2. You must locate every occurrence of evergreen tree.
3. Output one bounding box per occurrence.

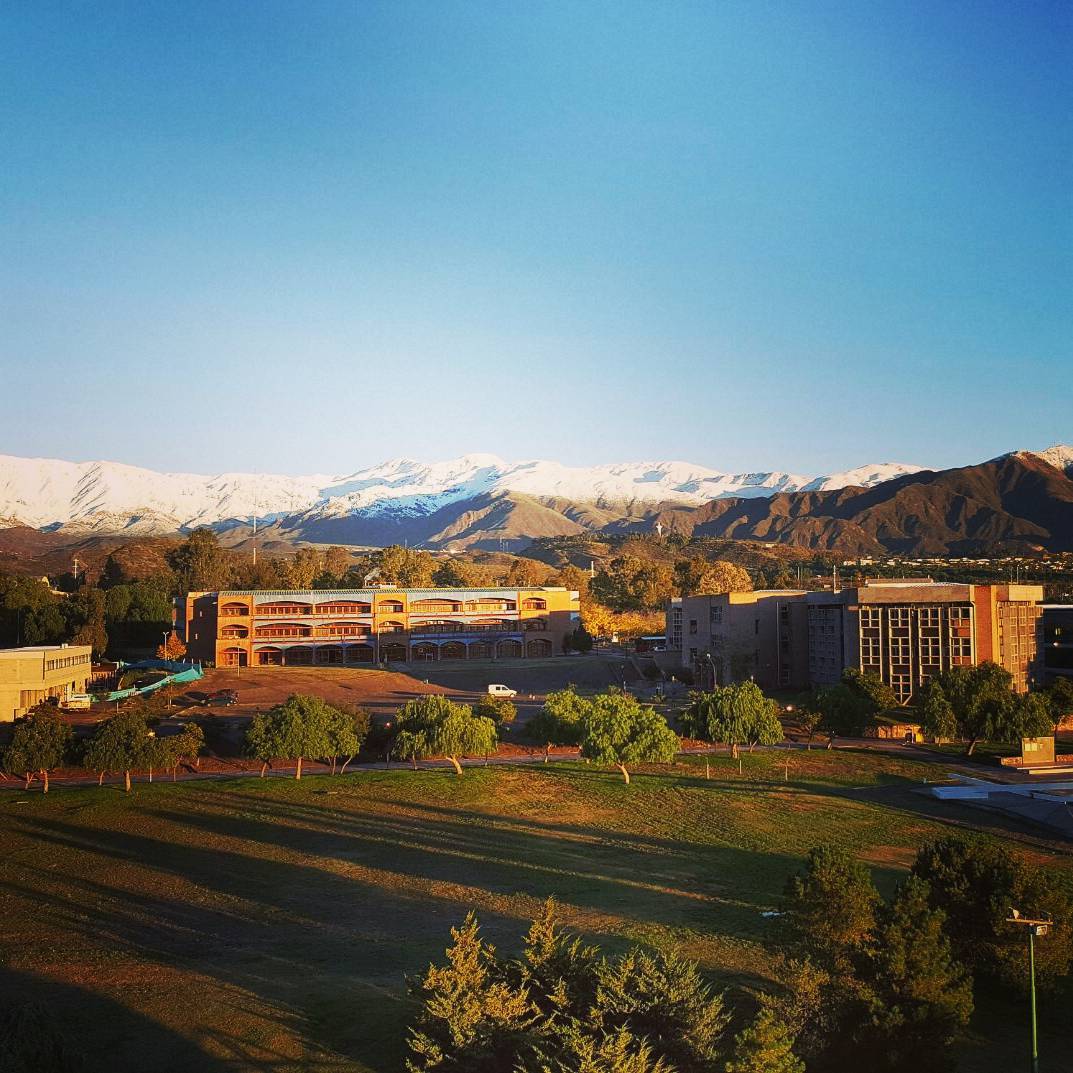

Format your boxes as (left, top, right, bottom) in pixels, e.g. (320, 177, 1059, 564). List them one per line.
(781, 845, 879, 973)
(406, 913, 536, 1072)
(858, 876, 973, 1072)
(724, 1000, 803, 1073)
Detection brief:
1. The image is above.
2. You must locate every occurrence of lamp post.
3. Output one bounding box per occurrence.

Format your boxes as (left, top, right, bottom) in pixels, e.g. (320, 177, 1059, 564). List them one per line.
(1006, 908, 1052, 1073)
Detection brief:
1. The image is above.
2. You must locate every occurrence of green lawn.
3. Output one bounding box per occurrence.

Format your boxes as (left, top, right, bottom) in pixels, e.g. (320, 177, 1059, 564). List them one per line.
(1, 750, 1070, 1072)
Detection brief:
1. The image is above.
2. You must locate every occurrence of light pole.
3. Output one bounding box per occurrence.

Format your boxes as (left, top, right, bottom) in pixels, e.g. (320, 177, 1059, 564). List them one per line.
(1006, 908, 1052, 1073)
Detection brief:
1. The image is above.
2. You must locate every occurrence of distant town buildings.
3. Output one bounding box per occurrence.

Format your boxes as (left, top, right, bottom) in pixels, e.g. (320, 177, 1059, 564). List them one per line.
(667, 580, 1044, 702)
(175, 587, 581, 667)
(0, 644, 92, 722)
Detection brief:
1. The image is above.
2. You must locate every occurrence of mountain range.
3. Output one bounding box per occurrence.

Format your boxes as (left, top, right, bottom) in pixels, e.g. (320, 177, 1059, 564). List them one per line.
(0, 447, 1071, 556)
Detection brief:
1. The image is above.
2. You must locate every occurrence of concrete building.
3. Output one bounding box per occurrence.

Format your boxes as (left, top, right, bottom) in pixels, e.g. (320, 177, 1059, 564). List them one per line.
(668, 580, 1043, 702)
(0, 644, 93, 722)
(806, 580, 1043, 702)
(665, 591, 810, 691)
(175, 587, 581, 668)
(1038, 605, 1073, 687)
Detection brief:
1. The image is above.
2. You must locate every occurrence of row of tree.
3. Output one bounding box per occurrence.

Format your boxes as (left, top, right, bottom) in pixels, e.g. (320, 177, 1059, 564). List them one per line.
(1, 700, 204, 793)
(405, 835, 1072, 1073)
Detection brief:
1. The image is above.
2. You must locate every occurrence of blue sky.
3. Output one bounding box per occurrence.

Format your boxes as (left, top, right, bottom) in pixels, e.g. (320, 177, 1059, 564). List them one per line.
(1, 2, 1070, 477)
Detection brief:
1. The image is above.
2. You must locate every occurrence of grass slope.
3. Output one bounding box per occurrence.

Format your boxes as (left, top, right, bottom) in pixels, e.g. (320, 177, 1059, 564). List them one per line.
(1, 750, 1070, 1072)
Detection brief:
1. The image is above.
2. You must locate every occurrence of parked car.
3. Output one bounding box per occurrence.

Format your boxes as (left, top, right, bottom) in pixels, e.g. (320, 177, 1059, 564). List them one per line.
(486, 683, 517, 698)
(206, 689, 239, 707)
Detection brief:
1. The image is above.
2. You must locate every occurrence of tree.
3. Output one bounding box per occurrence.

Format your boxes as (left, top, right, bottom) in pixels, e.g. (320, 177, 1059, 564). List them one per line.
(506, 558, 545, 587)
(70, 586, 108, 657)
(918, 680, 957, 742)
(680, 682, 782, 758)
(528, 688, 588, 761)
(554, 564, 590, 598)
(474, 695, 516, 726)
(795, 693, 823, 750)
(936, 662, 1014, 755)
(579, 690, 679, 784)
(911, 836, 1073, 992)
(590, 948, 729, 1072)
(2, 710, 72, 792)
(243, 694, 335, 779)
(675, 559, 752, 598)
(433, 558, 474, 587)
(563, 624, 594, 654)
(83, 710, 155, 791)
(323, 545, 350, 580)
(857, 876, 973, 1073)
(392, 694, 498, 776)
(323, 703, 369, 774)
(406, 912, 536, 1073)
(156, 630, 187, 661)
(590, 557, 675, 612)
(781, 845, 879, 973)
(841, 669, 899, 712)
(285, 547, 324, 589)
(379, 545, 435, 587)
(814, 683, 875, 743)
(1045, 676, 1073, 725)
(168, 527, 233, 592)
(148, 721, 205, 781)
(724, 1000, 803, 1073)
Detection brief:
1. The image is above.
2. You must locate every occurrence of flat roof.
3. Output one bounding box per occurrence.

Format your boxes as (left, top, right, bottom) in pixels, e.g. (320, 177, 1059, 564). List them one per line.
(208, 587, 570, 596)
(0, 644, 92, 658)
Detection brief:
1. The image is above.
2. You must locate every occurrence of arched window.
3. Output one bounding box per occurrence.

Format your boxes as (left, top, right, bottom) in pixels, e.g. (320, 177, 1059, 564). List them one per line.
(466, 598, 517, 612)
(526, 639, 552, 658)
(523, 619, 547, 632)
(441, 641, 466, 660)
(380, 642, 407, 662)
(496, 640, 522, 659)
(346, 644, 375, 663)
(255, 623, 312, 639)
(378, 600, 404, 614)
(378, 619, 405, 634)
(522, 598, 547, 611)
(412, 642, 439, 662)
(256, 647, 283, 666)
(317, 621, 370, 638)
(220, 647, 247, 667)
(221, 625, 248, 639)
(221, 602, 249, 617)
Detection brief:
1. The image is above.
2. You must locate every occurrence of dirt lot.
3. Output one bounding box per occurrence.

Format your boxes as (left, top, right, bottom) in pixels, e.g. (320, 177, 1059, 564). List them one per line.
(172, 655, 624, 724)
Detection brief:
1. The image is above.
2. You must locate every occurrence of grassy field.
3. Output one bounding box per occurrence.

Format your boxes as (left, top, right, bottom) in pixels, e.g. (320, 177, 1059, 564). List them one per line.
(1, 749, 1071, 1072)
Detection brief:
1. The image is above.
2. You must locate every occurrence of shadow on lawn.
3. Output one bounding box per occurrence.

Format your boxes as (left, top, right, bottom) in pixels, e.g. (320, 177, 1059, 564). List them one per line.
(5, 781, 794, 1073)
(0, 964, 234, 1073)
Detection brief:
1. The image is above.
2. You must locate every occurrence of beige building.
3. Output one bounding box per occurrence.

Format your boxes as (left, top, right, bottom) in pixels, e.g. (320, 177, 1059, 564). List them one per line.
(0, 644, 93, 722)
(668, 580, 1043, 702)
(807, 580, 1042, 702)
(666, 591, 810, 691)
(176, 586, 581, 667)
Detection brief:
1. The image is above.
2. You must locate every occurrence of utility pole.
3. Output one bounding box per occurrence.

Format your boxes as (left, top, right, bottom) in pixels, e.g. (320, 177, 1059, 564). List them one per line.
(1006, 908, 1052, 1073)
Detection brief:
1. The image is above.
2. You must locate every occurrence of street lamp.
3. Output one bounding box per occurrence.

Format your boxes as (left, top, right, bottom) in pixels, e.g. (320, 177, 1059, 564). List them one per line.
(1006, 907, 1052, 1073)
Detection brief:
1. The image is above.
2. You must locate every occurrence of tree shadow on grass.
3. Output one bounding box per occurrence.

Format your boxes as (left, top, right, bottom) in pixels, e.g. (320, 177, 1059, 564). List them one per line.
(0, 964, 235, 1073)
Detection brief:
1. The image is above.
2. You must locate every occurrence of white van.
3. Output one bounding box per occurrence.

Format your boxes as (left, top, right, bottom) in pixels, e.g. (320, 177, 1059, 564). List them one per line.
(486, 683, 517, 698)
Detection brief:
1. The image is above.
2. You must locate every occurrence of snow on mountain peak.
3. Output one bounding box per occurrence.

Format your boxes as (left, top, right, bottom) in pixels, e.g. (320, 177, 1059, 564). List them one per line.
(0, 451, 924, 532)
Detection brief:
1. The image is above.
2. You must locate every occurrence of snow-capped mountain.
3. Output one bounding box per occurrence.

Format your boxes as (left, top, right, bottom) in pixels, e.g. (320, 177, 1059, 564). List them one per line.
(0, 451, 926, 533)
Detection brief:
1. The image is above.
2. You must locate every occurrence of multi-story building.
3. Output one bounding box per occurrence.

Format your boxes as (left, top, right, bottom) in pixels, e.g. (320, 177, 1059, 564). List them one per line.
(1038, 605, 1073, 688)
(667, 580, 1044, 702)
(175, 587, 581, 668)
(0, 644, 92, 722)
(806, 580, 1043, 702)
(664, 591, 810, 691)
